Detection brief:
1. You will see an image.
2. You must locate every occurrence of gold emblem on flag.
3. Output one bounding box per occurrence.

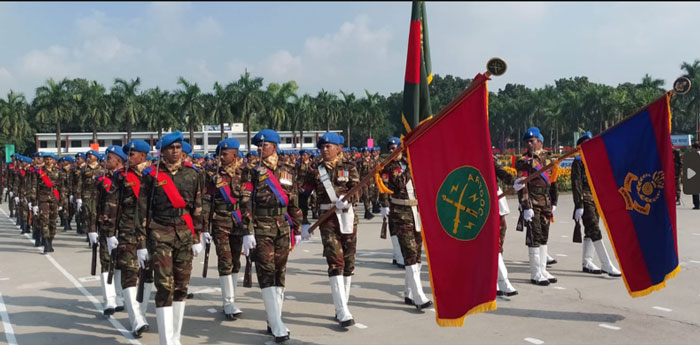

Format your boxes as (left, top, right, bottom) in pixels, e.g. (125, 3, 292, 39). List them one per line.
(619, 171, 664, 215)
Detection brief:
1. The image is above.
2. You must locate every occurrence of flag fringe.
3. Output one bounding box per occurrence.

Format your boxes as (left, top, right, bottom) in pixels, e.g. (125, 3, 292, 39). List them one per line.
(628, 265, 680, 298)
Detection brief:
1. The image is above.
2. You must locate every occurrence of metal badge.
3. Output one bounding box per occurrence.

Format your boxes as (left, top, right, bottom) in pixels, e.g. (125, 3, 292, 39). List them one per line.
(487, 58, 507, 76)
(673, 77, 691, 95)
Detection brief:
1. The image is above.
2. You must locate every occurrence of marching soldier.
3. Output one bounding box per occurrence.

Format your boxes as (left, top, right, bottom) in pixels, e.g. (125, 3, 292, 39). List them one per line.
(572, 132, 621, 277)
(7, 154, 16, 218)
(137, 132, 203, 345)
(202, 138, 245, 320)
(379, 137, 433, 310)
(28, 153, 43, 246)
(106, 141, 153, 337)
(296, 149, 313, 225)
(301, 132, 360, 327)
(494, 157, 518, 296)
(513, 127, 558, 286)
(32, 153, 63, 253)
(58, 156, 74, 231)
(73, 153, 87, 234)
(241, 129, 302, 343)
(359, 147, 376, 220)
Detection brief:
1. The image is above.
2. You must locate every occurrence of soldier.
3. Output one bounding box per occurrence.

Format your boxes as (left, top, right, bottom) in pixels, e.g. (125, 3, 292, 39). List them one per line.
(240, 129, 302, 343)
(296, 149, 313, 225)
(137, 131, 203, 345)
(73, 153, 87, 234)
(370, 147, 382, 213)
(301, 132, 361, 327)
(572, 132, 621, 277)
(379, 137, 433, 310)
(513, 127, 558, 286)
(28, 153, 43, 246)
(359, 147, 376, 220)
(79, 150, 104, 244)
(32, 153, 63, 253)
(7, 154, 16, 218)
(202, 138, 245, 321)
(107, 141, 153, 337)
(494, 156, 518, 296)
(58, 156, 74, 231)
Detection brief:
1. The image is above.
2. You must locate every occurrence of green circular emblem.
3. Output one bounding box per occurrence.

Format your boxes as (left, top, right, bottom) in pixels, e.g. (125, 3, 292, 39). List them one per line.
(436, 166, 490, 241)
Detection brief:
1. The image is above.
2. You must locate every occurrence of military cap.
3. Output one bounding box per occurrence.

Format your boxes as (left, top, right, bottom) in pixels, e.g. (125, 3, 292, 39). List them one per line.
(44, 153, 59, 161)
(181, 141, 193, 154)
(75, 152, 86, 159)
(373, 147, 381, 152)
(106, 145, 126, 161)
(523, 127, 544, 142)
(576, 131, 593, 146)
(249, 151, 258, 157)
(99, 153, 106, 161)
(86, 150, 100, 158)
(317, 132, 342, 149)
(361, 147, 370, 153)
(339, 134, 345, 145)
(252, 129, 280, 146)
(192, 153, 203, 159)
(21, 156, 33, 163)
(387, 137, 401, 147)
(123, 140, 150, 153)
(62, 156, 76, 163)
(351, 147, 358, 152)
(156, 131, 184, 149)
(216, 138, 240, 155)
(238, 151, 244, 158)
(32, 152, 42, 158)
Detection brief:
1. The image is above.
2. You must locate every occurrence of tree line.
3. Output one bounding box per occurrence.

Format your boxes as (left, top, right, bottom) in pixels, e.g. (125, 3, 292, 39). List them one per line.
(1, 60, 699, 155)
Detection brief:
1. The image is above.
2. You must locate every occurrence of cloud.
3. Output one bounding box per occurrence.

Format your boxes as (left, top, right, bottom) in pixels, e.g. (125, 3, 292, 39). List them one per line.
(80, 37, 140, 63)
(261, 50, 302, 81)
(194, 16, 223, 39)
(20, 46, 81, 79)
(0, 67, 13, 87)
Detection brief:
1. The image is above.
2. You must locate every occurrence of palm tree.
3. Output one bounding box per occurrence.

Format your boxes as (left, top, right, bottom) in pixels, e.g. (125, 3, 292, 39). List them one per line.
(112, 78, 143, 142)
(228, 69, 265, 150)
(176, 77, 205, 146)
(361, 90, 384, 140)
(339, 90, 356, 147)
(264, 81, 298, 130)
(315, 89, 339, 132)
(74, 79, 111, 143)
(142, 87, 176, 142)
(0, 91, 32, 152)
(204, 82, 233, 140)
(34, 78, 73, 155)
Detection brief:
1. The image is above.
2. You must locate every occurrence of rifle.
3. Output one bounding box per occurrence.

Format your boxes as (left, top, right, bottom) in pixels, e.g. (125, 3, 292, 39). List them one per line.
(243, 248, 255, 288)
(91, 242, 98, 275)
(203, 156, 222, 278)
(573, 219, 582, 243)
(380, 216, 388, 239)
(138, 136, 161, 303)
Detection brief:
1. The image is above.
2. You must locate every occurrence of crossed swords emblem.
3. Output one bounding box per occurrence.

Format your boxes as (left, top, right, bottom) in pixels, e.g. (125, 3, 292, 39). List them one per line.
(441, 182, 479, 235)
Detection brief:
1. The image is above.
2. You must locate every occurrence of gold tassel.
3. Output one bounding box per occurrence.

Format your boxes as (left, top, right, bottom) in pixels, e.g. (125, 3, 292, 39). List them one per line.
(374, 165, 393, 194)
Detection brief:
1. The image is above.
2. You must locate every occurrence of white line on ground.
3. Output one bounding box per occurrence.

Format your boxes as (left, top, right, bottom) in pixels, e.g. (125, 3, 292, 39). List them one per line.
(560, 235, 568, 238)
(524, 337, 544, 344)
(689, 260, 700, 264)
(285, 295, 296, 300)
(599, 323, 621, 330)
(511, 261, 525, 264)
(78, 276, 100, 283)
(0, 292, 17, 345)
(0, 278, 9, 281)
(553, 287, 566, 290)
(652, 306, 672, 312)
(354, 323, 368, 329)
(352, 284, 361, 289)
(303, 250, 310, 253)
(207, 308, 217, 314)
(555, 254, 567, 257)
(0, 208, 141, 345)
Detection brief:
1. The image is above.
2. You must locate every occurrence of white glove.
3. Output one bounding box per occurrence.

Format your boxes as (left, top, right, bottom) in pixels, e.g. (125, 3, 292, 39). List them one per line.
(380, 207, 390, 219)
(32, 206, 39, 215)
(2, 188, 6, 194)
(552, 205, 557, 214)
(513, 177, 526, 191)
(295, 235, 302, 245)
(70, 195, 74, 204)
(192, 242, 203, 257)
(523, 208, 535, 222)
(28, 202, 32, 210)
(88, 232, 99, 246)
(574, 208, 584, 222)
(9, 191, 13, 198)
(137, 249, 149, 269)
(243, 235, 256, 256)
(301, 224, 311, 240)
(58, 206, 63, 212)
(335, 195, 349, 210)
(14, 196, 18, 204)
(107, 236, 119, 255)
(76, 199, 83, 210)
(202, 232, 212, 244)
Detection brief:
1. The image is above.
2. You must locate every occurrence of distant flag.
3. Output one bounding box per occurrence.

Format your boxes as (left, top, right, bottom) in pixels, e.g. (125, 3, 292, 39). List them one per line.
(401, 1, 433, 136)
(405, 74, 498, 326)
(579, 93, 679, 297)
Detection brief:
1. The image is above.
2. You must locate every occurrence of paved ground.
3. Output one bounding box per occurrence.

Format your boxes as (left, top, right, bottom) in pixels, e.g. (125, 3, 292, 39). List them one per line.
(0, 192, 699, 345)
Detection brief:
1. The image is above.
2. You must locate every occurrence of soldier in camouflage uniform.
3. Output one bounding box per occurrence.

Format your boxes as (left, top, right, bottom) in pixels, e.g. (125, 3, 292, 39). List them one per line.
(58, 157, 74, 231)
(32, 153, 63, 253)
(296, 149, 313, 224)
(72, 153, 86, 234)
(7, 155, 16, 218)
(379, 137, 433, 311)
(301, 132, 359, 327)
(493, 157, 518, 296)
(359, 147, 376, 220)
(241, 129, 302, 344)
(513, 127, 558, 286)
(77, 150, 103, 241)
(572, 132, 621, 277)
(137, 131, 203, 345)
(28, 154, 42, 246)
(202, 138, 245, 321)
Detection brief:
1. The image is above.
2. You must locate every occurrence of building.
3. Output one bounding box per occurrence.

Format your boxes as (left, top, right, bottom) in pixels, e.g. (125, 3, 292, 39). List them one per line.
(35, 124, 340, 155)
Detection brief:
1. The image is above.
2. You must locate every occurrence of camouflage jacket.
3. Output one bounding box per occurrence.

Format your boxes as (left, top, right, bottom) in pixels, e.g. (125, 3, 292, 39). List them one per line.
(515, 150, 558, 209)
(101, 163, 148, 240)
(359, 156, 376, 179)
(295, 159, 312, 193)
(303, 156, 360, 208)
(59, 165, 72, 202)
(380, 157, 415, 216)
(97, 169, 121, 236)
(203, 159, 245, 232)
(571, 157, 592, 209)
(138, 159, 203, 248)
(77, 163, 104, 201)
(32, 163, 63, 205)
(241, 156, 302, 236)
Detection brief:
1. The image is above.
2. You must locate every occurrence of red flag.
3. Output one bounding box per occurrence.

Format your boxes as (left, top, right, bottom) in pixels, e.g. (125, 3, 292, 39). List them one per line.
(404, 74, 498, 326)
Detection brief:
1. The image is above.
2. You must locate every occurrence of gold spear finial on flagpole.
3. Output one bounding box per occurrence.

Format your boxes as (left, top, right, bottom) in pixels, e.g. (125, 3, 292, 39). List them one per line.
(485, 58, 507, 78)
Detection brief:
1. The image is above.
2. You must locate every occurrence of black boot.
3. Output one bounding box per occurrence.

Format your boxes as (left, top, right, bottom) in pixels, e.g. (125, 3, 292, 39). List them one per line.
(364, 208, 375, 220)
(42, 238, 48, 252)
(60, 217, 65, 227)
(372, 203, 380, 214)
(48, 238, 54, 252)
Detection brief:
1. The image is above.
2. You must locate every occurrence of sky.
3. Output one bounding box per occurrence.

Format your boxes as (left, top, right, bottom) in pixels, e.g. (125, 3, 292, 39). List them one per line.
(1, 2, 699, 100)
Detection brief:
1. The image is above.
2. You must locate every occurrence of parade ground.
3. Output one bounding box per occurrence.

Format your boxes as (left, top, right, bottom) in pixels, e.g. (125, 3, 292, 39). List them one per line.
(0, 192, 698, 345)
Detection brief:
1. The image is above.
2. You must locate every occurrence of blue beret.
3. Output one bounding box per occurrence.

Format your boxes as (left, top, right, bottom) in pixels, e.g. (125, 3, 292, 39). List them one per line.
(157, 131, 184, 149)
(373, 147, 381, 152)
(249, 151, 258, 157)
(339, 135, 345, 145)
(181, 141, 193, 154)
(32, 152, 42, 158)
(192, 153, 203, 159)
(387, 137, 401, 147)
(252, 129, 280, 146)
(99, 154, 106, 161)
(22, 156, 33, 163)
(86, 150, 100, 158)
(351, 147, 358, 152)
(106, 145, 126, 161)
(238, 151, 244, 158)
(317, 132, 342, 149)
(62, 156, 76, 163)
(361, 147, 370, 153)
(44, 153, 58, 161)
(123, 140, 150, 153)
(523, 127, 544, 142)
(216, 138, 240, 154)
(576, 131, 593, 146)
(75, 152, 85, 159)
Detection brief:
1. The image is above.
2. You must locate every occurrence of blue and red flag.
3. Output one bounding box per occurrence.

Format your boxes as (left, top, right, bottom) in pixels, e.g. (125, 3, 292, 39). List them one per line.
(579, 93, 679, 297)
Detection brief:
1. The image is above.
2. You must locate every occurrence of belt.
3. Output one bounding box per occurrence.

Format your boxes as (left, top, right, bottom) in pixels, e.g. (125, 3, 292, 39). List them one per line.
(215, 203, 239, 212)
(390, 197, 418, 206)
(153, 208, 189, 219)
(255, 207, 287, 217)
(529, 186, 550, 195)
(319, 203, 351, 213)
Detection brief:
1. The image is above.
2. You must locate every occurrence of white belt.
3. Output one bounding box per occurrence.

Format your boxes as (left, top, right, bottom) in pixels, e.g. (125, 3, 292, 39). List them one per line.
(390, 197, 418, 207)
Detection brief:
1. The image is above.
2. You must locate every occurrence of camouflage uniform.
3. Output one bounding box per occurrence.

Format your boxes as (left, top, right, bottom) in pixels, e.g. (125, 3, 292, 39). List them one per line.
(32, 162, 62, 251)
(58, 163, 72, 229)
(303, 157, 359, 277)
(494, 160, 514, 253)
(381, 158, 421, 266)
(241, 157, 301, 288)
(138, 159, 202, 308)
(516, 151, 558, 247)
(72, 163, 85, 234)
(7, 161, 16, 218)
(571, 157, 601, 242)
(359, 154, 376, 218)
(296, 156, 312, 224)
(77, 162, 104, 235)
